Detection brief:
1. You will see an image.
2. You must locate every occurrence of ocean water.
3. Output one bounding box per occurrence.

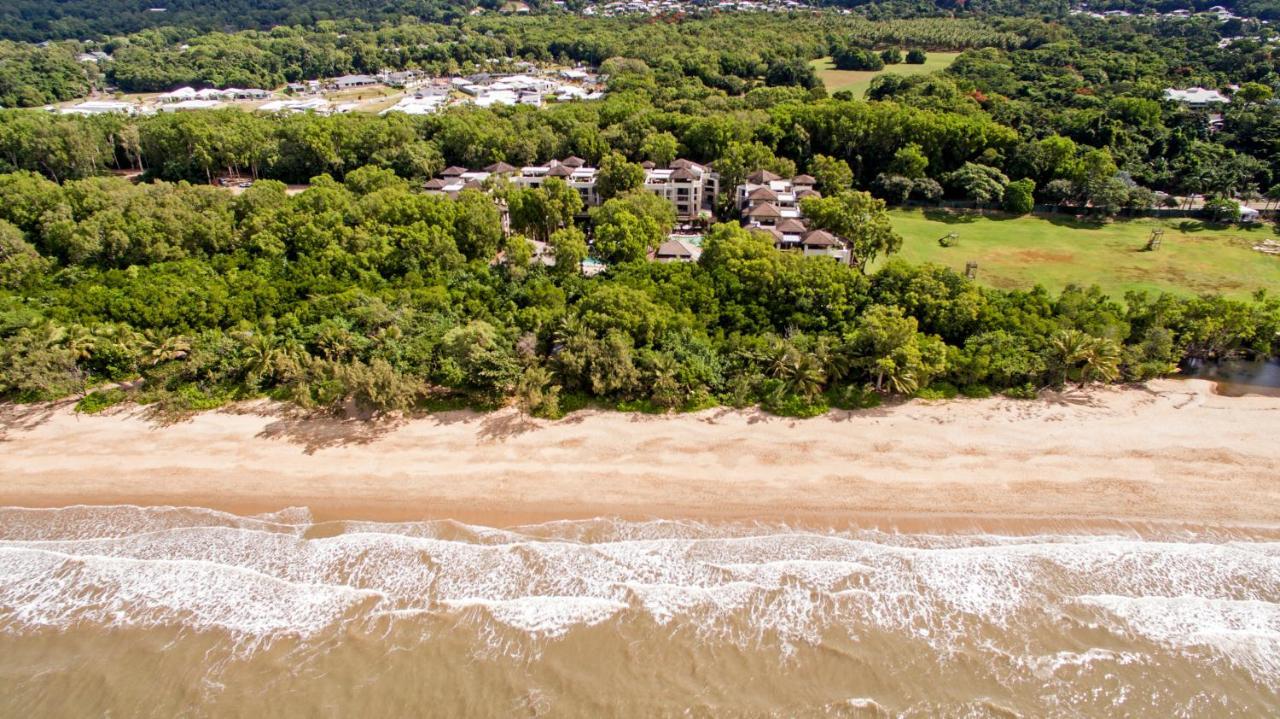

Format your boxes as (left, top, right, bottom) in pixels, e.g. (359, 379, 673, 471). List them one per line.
(1, 506, 1277, 717)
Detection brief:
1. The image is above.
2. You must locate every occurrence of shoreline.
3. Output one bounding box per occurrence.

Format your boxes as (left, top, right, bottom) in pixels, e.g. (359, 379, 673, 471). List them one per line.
(3, 379, 1279, 530)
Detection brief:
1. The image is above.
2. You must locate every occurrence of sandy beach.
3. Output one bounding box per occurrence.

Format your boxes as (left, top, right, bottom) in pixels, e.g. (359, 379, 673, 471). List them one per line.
(1, 378, 1278, 527)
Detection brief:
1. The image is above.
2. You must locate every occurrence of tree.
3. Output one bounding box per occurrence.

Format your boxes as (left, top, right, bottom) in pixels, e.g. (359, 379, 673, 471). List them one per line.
(595, 152, 645, 201)
(765, 58, 819, 89)
(1002, 178, 1036, 215)
(911, 177, 943, 203)
(590, 191, 676, 264)
(507, 178, 583, 243)
(0, 219, 47, 289)
(592, 210, 657, 264)
(1042, 178, 1078, 209)
(906, 49, 927, 64)
(1090, 176, 1132, 216)
(800, 190, 903, 272)
(1046, 329, 1121, 387)
(809, 154, 854, 193)
(515, 364, 560, 418)
(832, 47, 884, 71)
(888, 143, 928, 179)
(1265, 183, 1280, 211)
(341, 358, 422, 413)
(713, 141, 796, 215)
(453, 189, 503, 262)
(845, 305, 946, 394)
(945, 162, 1009, 206)
(548, 226, 588, 276)
(438, 320, 520, 394)
(639, 132, 679, 167)
(875, 174, 914, 205)
(1203, 196, 1241, 223)
(1236, 82, 1273, 105)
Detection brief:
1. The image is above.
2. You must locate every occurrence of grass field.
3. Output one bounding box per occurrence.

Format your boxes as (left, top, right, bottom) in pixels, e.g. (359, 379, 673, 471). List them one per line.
(810, 52, 962, 97)
(883, 208, 1280, 299)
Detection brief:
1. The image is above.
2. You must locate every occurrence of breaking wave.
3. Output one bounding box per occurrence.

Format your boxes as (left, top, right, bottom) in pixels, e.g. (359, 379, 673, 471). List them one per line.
(1, 505, 1278, 715)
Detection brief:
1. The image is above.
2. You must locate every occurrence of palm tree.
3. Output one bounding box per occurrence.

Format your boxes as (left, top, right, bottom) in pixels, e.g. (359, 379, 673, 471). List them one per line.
(646, 352, 683, 409)
(1048, 329, 1121, 386)
(142, 331, 191, 366)
(1079, 336, 1122, 385)
(812, 335, 851, 385)
(58, 324, 96, 362)
(768, 342, 826, 400)
(871, 356, 919, 395)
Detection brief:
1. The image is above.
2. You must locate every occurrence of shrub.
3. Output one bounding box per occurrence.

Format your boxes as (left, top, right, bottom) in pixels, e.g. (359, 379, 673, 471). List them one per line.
(906, 49, 927, 64)
(1002, 178, 1036, 215)
(914, 382, 959, 400)
(1003, 383, 1039, 400)
(1202, 196, 1240, 223)
(761, 385, 830, 417)
(833, 47, 884, 71)
(960, 384, 993, 398)
(880, 48, 903, 64)
(75, 387, 127, 414)
(828, 385, 883, 410)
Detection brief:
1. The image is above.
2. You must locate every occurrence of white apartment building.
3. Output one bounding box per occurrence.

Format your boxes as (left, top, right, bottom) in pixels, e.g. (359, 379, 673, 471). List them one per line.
(426, 157, 719, 221)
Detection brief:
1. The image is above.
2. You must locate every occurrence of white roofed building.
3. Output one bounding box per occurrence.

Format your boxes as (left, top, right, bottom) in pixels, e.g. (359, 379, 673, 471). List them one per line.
(1164, 87, 1230, 107)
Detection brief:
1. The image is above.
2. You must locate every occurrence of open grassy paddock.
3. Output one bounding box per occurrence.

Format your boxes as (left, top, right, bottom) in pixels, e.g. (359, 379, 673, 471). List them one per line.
(884, 208, 1280, 299)
(810, 52, 962, 97)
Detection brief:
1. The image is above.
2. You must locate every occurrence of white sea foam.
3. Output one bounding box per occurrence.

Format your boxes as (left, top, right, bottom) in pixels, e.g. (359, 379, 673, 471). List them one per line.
(0, 507, 1278, 688)
(1079, 593, 1280, 683)
(442, 596, 628, 637)
(0, 546, 382, 638)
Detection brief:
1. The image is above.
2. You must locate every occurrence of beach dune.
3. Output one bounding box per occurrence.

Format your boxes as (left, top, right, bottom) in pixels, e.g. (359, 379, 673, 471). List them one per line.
(2, 379, 1278, 527)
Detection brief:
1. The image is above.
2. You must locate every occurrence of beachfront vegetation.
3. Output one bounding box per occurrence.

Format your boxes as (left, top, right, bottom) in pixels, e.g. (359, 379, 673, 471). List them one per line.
(0, 169, 1277, 419)
(1, 8, 1280, 416)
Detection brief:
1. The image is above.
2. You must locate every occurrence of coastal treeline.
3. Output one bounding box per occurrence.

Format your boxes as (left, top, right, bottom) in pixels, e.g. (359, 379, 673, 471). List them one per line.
(5, 10, 1280, 213)
(1, 168, 1276, 417)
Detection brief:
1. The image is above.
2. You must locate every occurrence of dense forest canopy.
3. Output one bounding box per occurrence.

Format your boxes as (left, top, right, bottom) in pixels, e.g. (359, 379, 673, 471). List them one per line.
(2, 11, 1277, 206)
(9, 0, 1280, 43)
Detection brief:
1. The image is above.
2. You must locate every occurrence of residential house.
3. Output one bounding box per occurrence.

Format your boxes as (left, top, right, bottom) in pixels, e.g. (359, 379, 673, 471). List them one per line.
(330, 74, 379, 90)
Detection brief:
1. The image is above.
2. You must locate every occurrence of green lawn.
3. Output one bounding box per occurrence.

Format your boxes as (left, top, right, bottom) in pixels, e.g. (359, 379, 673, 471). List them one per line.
(810, 52, 961, 97)
(883, 208, 1280, 299)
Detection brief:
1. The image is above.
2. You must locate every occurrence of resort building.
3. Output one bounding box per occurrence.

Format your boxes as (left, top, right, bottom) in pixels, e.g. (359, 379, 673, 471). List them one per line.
(424, 158, 720, 221)
(736, 170, 851, 264)
(642, 159, 719, 221)
(654, 237, 703, 263)
(1164, 87, 1230, 107)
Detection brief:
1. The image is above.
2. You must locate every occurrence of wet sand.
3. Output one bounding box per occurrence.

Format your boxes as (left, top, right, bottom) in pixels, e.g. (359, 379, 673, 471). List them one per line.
(2, 378, 1279, 528)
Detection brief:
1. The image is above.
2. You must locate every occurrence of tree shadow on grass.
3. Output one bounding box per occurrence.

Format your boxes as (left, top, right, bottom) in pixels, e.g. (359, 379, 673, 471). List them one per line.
(923, 208, 981, 224)
(1039, 213, 1110, 231)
